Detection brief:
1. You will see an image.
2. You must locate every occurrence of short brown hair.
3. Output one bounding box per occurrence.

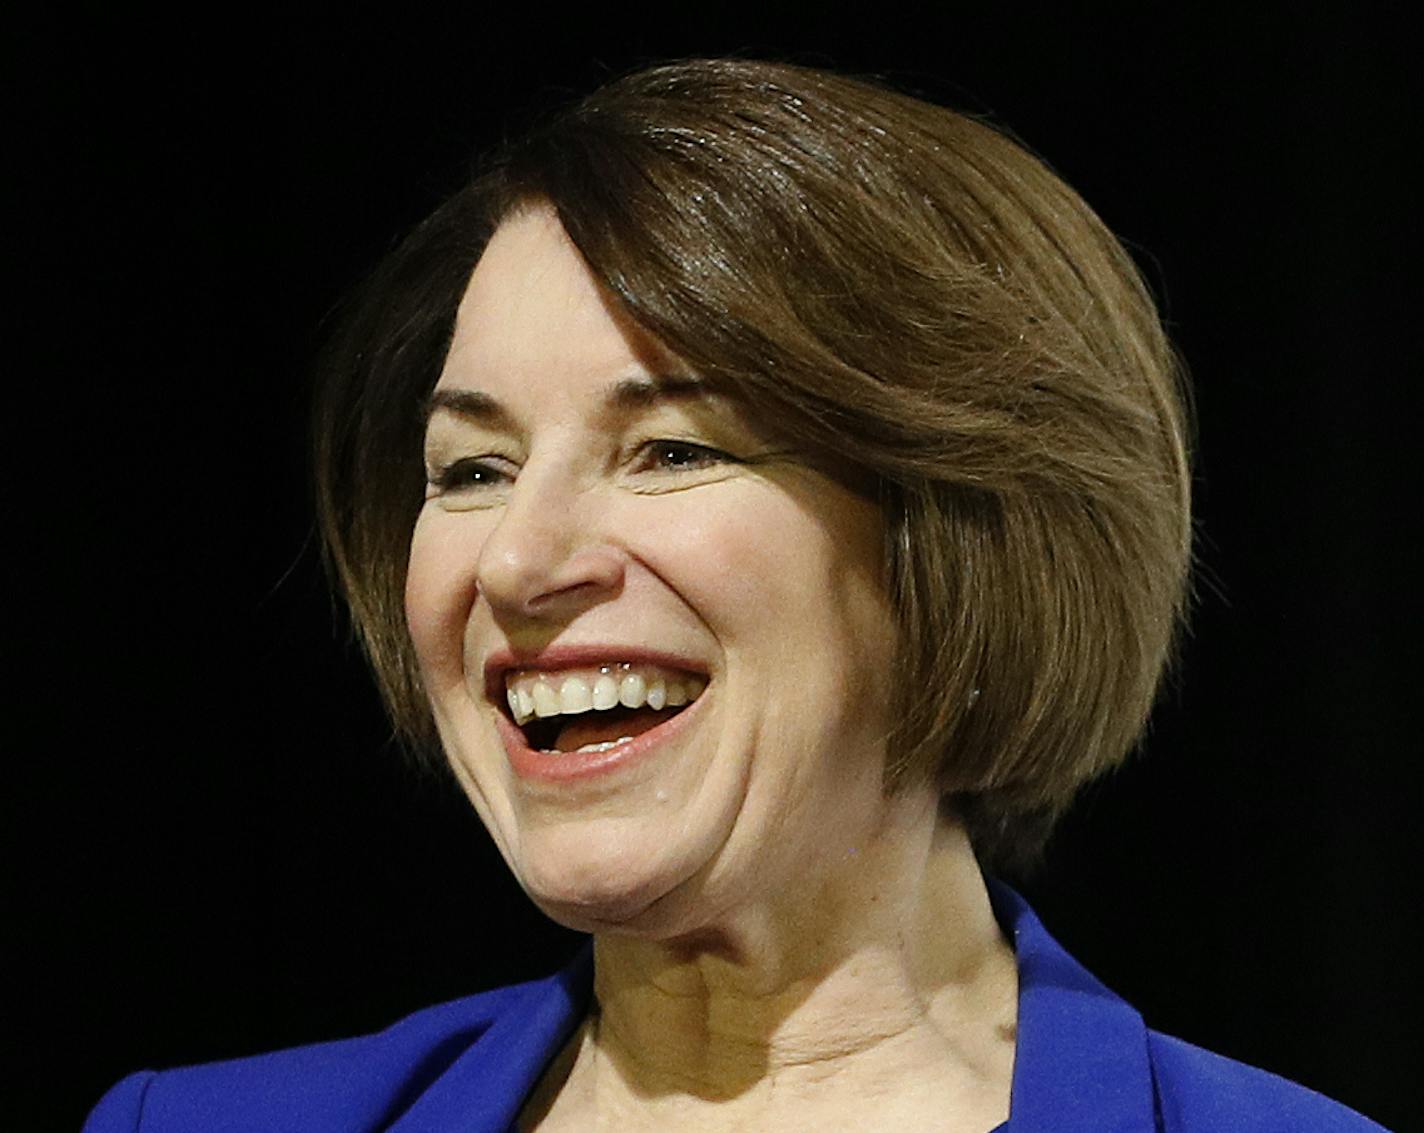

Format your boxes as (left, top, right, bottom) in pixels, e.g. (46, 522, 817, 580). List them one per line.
(314, 59, 1193, 875)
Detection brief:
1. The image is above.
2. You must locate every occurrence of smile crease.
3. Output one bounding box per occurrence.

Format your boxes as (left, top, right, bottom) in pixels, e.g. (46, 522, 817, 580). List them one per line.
(503, 662, 708, 755)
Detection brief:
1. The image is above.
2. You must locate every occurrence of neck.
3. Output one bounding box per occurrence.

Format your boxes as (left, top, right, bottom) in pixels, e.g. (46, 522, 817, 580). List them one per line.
(544, 795, 1017, 1131)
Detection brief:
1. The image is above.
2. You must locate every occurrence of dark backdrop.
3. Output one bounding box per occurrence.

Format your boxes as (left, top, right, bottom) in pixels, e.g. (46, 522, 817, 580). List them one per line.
(10, 8, 1418, 1131)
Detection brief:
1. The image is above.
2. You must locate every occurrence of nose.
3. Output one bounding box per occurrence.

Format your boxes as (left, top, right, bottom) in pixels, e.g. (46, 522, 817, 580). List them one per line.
(475, 465, 627, 621)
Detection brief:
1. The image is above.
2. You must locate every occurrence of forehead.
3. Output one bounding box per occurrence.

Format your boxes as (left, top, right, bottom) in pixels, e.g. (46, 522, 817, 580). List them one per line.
(439, 206, 685, 398)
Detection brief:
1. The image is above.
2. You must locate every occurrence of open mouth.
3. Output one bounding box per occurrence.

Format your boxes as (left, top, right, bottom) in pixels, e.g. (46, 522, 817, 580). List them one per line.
(501, 663, 708, 756)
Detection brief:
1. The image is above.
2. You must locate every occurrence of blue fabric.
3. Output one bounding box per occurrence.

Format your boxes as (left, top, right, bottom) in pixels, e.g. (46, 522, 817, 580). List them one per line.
(84, 882, 1387, 1131)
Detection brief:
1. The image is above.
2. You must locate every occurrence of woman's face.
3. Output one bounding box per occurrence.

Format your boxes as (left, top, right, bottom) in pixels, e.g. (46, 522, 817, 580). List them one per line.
(407, 206, 902, 936)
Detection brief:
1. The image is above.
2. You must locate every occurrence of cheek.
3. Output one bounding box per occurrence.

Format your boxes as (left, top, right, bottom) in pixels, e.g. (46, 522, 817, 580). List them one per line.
(642, 486, 893, 665)
(405, 512, 482, 680)
(632, 499, 784, 618)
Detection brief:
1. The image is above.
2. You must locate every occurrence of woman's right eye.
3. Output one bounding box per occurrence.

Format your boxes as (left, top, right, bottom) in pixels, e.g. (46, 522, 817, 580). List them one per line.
(427, 458, 511, 495)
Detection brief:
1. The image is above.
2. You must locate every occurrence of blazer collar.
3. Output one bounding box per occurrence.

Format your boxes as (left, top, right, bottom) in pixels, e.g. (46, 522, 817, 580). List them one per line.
(988, 878, 1158, 1131)
(388, 947, 592, 1133)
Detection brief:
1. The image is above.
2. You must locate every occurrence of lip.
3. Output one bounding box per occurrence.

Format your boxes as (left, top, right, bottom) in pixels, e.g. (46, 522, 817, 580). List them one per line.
(482, 644, 711, 785)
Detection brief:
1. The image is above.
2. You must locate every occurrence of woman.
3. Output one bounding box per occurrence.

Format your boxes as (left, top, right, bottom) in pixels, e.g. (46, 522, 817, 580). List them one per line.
(85, 59, 1385, 1132)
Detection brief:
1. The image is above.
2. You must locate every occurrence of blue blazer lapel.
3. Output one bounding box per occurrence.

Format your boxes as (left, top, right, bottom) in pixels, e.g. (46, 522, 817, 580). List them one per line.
(388, 948, 592, 1133)
(988, 880, 1158, 1132)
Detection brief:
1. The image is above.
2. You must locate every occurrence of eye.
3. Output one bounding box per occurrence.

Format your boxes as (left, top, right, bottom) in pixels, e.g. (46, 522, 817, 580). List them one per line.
(634, 439, 734, 473)
(426, 457, 512, 494)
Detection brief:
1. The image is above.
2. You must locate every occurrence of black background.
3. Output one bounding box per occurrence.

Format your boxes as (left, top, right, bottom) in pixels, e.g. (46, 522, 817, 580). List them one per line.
(10, 7, 1419, 1131)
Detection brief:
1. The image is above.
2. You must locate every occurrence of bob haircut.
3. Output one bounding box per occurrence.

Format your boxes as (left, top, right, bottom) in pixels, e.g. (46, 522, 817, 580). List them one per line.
(314, 58, 1193, 875)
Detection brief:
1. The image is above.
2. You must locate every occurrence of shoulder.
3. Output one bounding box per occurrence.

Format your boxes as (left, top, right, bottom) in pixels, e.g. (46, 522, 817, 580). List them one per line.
(82, 964, 585, 1133)
(1147, 1029, 1389, 1132)
(82, 988, 518, 1133)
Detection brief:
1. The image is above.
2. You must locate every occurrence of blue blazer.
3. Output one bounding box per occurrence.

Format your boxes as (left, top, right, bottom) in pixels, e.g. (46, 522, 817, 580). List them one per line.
(84, 882, 1387, 1132)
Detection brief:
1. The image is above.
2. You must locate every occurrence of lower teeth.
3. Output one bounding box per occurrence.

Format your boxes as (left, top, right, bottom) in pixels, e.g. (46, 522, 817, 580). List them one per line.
(539, 736, 636, 756)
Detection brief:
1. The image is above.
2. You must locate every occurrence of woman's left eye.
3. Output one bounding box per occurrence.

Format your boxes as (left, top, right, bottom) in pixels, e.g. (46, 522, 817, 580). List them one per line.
(634, 440, 734, 473)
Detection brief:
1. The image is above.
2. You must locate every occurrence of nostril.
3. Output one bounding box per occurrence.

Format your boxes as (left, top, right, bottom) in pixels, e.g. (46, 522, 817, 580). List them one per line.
(478, 534, 628, 619)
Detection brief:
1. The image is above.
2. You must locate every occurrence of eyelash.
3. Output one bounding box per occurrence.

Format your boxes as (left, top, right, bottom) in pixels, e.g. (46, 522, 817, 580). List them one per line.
(427, 439, 734, 494)
(426, 459, 507, 493)
(636, 440, 731, 474)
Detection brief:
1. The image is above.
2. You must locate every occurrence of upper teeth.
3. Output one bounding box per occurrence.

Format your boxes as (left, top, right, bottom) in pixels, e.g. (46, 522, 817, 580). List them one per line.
(503, 663, 707, 726)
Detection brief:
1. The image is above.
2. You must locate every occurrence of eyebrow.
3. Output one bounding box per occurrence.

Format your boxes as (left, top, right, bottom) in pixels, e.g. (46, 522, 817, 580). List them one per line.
(422, 374, 720, 429)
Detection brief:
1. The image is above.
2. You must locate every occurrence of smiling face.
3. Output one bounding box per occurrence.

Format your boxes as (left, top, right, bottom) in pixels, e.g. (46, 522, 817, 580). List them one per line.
(406, 206, 902, 937)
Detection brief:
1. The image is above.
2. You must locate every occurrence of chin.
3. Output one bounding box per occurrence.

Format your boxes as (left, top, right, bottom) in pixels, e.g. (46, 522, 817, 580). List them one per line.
(511, 824, 708, 934)
(525, 871, 677, 935)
